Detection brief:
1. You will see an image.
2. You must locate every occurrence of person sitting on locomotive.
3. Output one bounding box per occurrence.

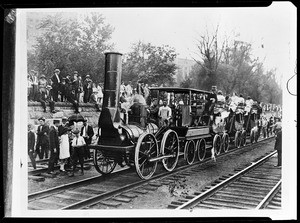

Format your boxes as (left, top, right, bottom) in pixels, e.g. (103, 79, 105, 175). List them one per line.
(238, 94, 245, 105)
(216, 90, 225, 103)
(203, 86, 218, 116)
(128, 96, 149, 127)
(158, 100, 172, 127)
(245, 96, 254, 114)
(149, 98, 159, 124)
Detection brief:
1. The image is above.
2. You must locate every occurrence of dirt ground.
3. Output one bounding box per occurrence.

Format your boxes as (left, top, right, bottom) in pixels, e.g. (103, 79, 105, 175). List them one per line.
(28, 140, 276, 209)
(109, 140, 276, 209)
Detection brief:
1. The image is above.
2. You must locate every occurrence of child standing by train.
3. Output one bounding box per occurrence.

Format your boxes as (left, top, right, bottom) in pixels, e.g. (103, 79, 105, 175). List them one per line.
(68, 129, 86, 177)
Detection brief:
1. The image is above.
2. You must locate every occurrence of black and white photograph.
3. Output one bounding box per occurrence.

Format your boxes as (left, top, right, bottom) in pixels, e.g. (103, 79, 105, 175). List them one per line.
(3, 3, 297, 220)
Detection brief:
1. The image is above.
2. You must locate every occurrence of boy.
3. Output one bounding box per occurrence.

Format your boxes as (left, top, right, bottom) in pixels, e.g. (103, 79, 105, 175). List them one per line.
(69, 129, 86, 176)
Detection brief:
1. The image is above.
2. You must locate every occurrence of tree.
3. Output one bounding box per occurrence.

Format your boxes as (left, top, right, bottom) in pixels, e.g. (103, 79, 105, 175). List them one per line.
(122, 41, 178, 86)
(28, 12, 114, 83)
(187, 28, 282, 104)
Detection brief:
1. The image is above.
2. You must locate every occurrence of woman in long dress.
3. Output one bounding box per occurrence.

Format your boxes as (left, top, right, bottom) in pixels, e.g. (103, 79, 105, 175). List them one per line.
(59, 127, 70, 172)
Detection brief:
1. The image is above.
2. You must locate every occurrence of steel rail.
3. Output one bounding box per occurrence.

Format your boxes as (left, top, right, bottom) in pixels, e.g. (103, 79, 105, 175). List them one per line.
(175, 150, 277, 209)
(255, 179, 282, 209)
(60, 137, 274, 209)
(28, 136, 274, 209)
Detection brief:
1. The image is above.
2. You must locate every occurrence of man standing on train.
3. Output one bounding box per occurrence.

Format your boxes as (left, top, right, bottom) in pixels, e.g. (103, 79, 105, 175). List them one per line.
(158, 100, 172, 127)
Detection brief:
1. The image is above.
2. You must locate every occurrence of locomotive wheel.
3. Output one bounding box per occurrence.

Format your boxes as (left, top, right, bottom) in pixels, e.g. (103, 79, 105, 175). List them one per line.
(93, 149, 117, 175)
(135, 132, 159, 180)
(161, 130, 180, 172)
(221, 133, 229, 153)
(250, 129, 255, 144)
(240, 130, 247, 147)
(234, 131, 241, 148)
(196, 138, 206, 161)
(184, 140, 196, 165)
(213, 134, 222, 155)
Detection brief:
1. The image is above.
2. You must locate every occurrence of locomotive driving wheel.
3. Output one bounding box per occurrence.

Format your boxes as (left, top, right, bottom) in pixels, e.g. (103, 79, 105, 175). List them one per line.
(234, 131, 241, 148)
(161, 130, 180, 172)
(196, 138, 206, 161)
(221, 133, 229, 153)
(184, 140, 196, 165)
(93, 149, 117, 175)
(240, 130, 247, 147)
(213, 134, 222, 155)
(135, 132, 159, 180)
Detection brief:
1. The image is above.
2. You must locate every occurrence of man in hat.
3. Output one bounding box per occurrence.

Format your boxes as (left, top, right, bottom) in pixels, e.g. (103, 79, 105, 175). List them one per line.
(47, 119, 60, 174)
(72, 71, 80, 101)
(158, 100, 172, 127)
(69, 129, 86, 176)
(35, 117, 50, 160)
(59, 76, 80, 113)
(83, 75, 93, 103)
(80, 118, 94, 159)
(273, 118, 282, 167)
(203, 86, 218, 117)
(51, 68, 62, 102)
(58, 117, 68, 136)
(37, 75, 56, 113)
(60, 77, 67, 102)
(30, 70, 39, 101)
(28, 123, 36, 169)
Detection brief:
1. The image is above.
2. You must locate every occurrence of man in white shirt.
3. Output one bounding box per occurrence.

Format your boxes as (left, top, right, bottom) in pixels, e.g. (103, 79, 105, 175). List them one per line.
(69, 129, 86, 176)
(158, 100, 172, 126)
(125, 81, 133, 97)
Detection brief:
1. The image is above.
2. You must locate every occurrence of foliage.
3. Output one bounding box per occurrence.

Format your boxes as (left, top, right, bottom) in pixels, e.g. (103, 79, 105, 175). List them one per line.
(28, 13, 114, 83)
(186, 28, 282, 104)
(122, 41, 178, 86)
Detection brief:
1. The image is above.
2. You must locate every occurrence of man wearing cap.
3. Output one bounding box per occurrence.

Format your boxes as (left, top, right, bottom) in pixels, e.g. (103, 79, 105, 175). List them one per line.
(47, 119, 60, 174)
(83, 75, 93, 103)
(51, 69, 62, 102)
(35, 117, 50, 160)
(80, 118, 94, 159)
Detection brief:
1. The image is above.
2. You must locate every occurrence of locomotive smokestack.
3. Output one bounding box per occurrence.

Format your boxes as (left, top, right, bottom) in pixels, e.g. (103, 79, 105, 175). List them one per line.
(98, 52, 123, 128)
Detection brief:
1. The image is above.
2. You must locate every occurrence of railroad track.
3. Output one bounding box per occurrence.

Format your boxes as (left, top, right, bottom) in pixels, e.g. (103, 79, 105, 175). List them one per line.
(28, 157, 94, 176)
(28, 136, 274, 210)
(169, 150, 281, 210)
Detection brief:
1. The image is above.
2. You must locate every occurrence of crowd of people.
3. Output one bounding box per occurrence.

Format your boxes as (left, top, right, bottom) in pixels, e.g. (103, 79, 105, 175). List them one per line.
(27, 69, 104, 113)
(28, 116, 94, 177)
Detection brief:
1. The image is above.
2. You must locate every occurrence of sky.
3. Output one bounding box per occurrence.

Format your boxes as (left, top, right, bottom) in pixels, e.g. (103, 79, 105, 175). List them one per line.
(26, 2, 296, 85)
